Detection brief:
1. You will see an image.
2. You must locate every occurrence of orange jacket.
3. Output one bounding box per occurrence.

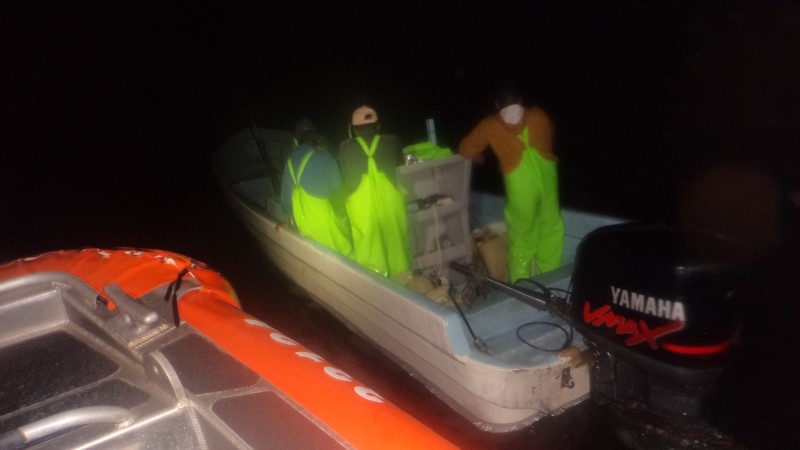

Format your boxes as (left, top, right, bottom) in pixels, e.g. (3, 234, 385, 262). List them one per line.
(459, 107, 555, 174)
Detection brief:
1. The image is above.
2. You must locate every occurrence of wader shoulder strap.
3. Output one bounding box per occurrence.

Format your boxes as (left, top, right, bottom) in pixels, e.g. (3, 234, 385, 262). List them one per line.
(287, 150, 315, 187)
(356, 135, 382, 173)
(355, 135, 381, 158)
(517, 127, 530, 148)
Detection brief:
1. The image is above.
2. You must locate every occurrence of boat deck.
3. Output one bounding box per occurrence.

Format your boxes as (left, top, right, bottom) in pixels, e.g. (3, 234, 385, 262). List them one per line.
(0, 272, 347, 449)
(460, 264, 578, 365)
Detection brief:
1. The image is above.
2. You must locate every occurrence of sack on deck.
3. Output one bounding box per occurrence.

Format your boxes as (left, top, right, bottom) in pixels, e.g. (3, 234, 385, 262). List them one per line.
(473, 226, 507, 282)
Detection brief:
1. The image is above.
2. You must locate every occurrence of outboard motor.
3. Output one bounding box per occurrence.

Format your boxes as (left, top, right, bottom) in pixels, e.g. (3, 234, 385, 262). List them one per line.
(569, 223, 749, 421)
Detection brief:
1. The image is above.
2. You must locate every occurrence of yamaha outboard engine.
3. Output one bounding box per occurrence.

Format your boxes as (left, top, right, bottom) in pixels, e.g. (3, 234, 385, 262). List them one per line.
(569, 223, 749, 440)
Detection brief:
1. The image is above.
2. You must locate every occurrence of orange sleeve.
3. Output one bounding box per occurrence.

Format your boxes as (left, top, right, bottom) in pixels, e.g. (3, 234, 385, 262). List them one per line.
(459, 118, 491, 159)
(525, 108, 556, 161)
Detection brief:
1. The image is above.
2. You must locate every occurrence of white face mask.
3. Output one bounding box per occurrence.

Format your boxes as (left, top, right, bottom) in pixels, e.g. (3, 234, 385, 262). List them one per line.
(499, 104, 524, 125)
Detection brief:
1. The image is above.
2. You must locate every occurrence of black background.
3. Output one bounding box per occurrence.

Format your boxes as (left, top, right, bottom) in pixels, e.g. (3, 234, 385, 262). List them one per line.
(2, 1, 799, 448)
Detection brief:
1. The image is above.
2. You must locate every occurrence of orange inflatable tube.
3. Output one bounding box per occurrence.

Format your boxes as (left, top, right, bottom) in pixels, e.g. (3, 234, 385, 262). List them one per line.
(0, 248, 456, 449)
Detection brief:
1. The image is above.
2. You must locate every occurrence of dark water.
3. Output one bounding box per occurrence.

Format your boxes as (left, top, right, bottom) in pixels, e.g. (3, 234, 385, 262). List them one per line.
(4, 2, 800, 449)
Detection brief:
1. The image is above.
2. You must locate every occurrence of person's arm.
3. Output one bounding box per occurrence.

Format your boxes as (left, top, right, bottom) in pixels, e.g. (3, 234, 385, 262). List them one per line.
(280, 162, 293, 221)
(322, 152, 344, 193)
(325, 155, 348, 219)
(526, 108, 557, 160)
(379, 135, 403, 185)
(388, 134, 404, 166)
(337, 142, 358, 194)
(459, 120, 489, 164)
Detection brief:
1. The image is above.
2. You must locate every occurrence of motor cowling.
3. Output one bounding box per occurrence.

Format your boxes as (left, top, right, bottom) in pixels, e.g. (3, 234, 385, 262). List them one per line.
(569, 223, 749, 417)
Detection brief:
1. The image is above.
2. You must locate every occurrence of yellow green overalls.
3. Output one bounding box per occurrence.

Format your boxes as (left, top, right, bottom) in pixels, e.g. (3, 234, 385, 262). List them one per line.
(503, 127, 564, 282)
(288, 150, 354, 258)
(345, 135, 411, 277)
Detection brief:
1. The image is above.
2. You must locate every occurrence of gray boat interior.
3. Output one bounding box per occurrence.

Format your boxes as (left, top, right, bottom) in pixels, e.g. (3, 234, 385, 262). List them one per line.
(0, 272, 347, 449)
(215, 129, 623, 365)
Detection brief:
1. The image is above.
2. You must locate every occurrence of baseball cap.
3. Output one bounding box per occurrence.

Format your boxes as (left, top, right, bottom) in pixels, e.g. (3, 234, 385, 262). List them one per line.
(352, 106, 378, 126)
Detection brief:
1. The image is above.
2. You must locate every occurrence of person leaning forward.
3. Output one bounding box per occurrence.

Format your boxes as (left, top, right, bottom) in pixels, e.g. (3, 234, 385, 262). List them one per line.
(459, 81, 564, 282)
(338, 105, 411, 277)
(279, 119, 336, 181)
(281, 121, 353, 258)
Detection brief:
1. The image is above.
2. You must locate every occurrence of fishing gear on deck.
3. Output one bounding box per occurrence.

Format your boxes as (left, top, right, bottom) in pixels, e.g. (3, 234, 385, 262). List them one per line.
(512, 278, 575, 352)
(449, 261, 575, 353)
(449, 262, 568, 320)
(447, 286, 489, 353)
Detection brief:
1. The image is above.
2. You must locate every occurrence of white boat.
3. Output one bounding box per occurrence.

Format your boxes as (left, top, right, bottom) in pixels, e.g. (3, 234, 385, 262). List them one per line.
(213, 127, 624, 432)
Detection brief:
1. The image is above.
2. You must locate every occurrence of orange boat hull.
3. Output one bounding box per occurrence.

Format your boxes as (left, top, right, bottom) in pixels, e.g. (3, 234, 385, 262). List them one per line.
(0, 248, 455, 449)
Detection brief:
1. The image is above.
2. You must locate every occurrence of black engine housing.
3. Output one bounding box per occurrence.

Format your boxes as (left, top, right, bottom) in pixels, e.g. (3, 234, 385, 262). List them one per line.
(569, 223, 749, 417)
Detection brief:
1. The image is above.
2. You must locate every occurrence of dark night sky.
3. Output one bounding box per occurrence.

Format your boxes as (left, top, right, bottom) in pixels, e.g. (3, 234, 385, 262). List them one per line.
(2, 0, 799, 256)
(2, 3, 800, 447)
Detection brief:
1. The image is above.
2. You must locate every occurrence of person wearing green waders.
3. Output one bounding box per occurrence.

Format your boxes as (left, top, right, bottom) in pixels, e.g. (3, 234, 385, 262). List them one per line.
(280, 119, 353, 258)
(279, 118, 337, 177)
(338, 106, 411, 278)
(459, 81, 564, 282)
